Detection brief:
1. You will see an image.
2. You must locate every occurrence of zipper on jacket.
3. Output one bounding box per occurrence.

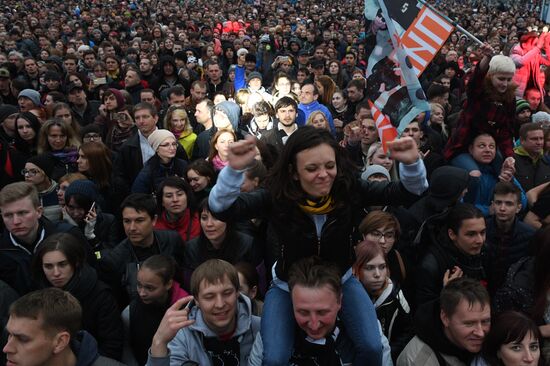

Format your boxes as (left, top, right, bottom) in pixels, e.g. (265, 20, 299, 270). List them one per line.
(317, 218, 337, 257)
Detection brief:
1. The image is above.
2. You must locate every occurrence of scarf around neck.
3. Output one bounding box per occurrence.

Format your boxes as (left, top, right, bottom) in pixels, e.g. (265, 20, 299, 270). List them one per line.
(299, 195, 335, 215)
(52, 147, 79, 164)
(212, 154, 228, 171)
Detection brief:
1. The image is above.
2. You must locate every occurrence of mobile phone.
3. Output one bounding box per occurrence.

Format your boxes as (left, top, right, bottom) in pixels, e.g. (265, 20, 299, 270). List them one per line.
(93, 77, 107, 85)
(182, 298, 196, 310)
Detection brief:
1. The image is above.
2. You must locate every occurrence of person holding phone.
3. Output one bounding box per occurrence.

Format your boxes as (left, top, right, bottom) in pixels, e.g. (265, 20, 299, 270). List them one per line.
(148, 259, 260, 365)
(62, 179, 123, 250)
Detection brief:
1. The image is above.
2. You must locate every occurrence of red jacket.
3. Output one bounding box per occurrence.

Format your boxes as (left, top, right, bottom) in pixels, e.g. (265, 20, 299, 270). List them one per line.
(444, 62, 515, 161)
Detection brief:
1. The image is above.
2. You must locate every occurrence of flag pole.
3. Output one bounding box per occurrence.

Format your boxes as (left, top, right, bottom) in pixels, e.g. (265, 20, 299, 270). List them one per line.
(417, 0, 484, 46)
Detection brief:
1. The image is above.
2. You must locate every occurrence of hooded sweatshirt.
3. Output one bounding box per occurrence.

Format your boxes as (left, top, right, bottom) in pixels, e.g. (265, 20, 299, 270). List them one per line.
(146, 294, 260, 366)
(72, 330, 125, 366)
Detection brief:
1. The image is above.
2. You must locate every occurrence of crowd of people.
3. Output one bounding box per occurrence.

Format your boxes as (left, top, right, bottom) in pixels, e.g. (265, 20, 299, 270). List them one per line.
(1, 0, 550, 364)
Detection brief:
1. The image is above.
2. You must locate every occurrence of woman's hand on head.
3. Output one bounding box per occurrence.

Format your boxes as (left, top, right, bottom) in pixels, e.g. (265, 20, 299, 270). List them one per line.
(227, 134, 257, 171)
(387, 137, 420, 165)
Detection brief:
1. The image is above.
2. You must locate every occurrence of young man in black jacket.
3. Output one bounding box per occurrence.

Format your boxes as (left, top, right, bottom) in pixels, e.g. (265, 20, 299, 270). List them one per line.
(0, 182, 93, 295)
(485, 182, 534, 294)
(3, 288, 124, 366)
(97, 193, 184, 301)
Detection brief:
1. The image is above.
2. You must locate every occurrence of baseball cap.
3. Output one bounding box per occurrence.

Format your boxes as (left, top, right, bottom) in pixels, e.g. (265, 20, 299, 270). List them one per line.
(0, 68, 10, 78)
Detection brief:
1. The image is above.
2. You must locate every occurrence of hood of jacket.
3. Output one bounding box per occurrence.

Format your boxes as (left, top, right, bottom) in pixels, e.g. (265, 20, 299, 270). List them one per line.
(514, 145, 542, 163)
(72, 330, 100, 366)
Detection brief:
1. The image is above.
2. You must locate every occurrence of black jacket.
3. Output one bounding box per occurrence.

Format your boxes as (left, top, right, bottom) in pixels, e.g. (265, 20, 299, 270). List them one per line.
(39, 265, 123, 360)
(484, 216, 534, 294)
(131, 155, 188, 194)
(0, 217, 94, 295)
(97, 230, 185, 299)
(113, 132, 188, 197)
(373, 282, 412, 362)
(493, 256, 535, 316)
(213, 180, 421, 281)
(71, 100, 101, 127)
(513, 152, 550, 192)
(184, 229, 258, 287)
(415, 225, 487, 307)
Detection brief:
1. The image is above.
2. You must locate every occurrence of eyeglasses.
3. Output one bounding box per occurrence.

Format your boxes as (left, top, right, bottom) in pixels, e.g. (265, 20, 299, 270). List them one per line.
(84, 133, 101, 141)
(367, 230, 396, 241)
(158, 142, 178, 148)
(21, 168, 41, 177)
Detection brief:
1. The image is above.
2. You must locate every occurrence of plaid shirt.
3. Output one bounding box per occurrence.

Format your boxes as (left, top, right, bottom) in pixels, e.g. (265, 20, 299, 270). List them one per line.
(444, 63, 514, 161)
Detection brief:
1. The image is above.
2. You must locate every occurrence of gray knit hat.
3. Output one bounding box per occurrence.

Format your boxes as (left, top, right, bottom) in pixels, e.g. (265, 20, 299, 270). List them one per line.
(488, 55, 516, 74)
(147, 129, 176, 151)
(18, 89, 41, 106)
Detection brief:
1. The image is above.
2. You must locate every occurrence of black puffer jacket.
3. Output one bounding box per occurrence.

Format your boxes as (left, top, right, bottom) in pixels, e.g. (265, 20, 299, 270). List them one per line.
(493, 256, 535, 316)
(183, 229, 259, 287)
(0, 217, 94, 295)
(214, 180, 421, 281)
(184, 229, 258, 270)
(415, 225, 487, 306)
(485, 217, 534, 294)
(373, 281, 412, 362)
(97, 230, 184, 300)
(40, 265, 123, 360)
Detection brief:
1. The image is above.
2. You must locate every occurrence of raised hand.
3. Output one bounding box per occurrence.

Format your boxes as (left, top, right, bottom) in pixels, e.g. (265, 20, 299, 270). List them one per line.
(387, 137, 420, 165)
(227, 134, 258, 171)
(443, 266, 463, 287)
(480, 43, 494, 57)
(499, 157, 516, 182)
(151, 296, 195, 357)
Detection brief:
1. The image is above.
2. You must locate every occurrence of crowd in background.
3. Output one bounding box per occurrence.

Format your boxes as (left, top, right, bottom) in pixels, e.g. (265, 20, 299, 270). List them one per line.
(1, 0, 550, 365)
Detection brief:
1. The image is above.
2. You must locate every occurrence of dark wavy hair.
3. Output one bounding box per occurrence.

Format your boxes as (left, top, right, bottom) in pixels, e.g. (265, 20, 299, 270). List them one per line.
(266, 126, 357, 204)
(482, 311, 543, 366)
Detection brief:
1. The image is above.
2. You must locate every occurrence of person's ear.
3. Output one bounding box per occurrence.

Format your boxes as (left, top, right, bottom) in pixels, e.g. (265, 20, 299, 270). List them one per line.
(52, 331, 71, 354)
(250, 285, 258, 300)
(440, 309, 450, 328)
(151, 214, 158, 227)
(36, 205, 43, 218)
(165, 279, 174, 292)
(448, 228, 457, 242)
(252, 177, 260, 188)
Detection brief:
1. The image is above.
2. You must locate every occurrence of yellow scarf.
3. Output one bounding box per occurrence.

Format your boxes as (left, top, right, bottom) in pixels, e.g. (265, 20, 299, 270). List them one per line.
(299, 195, 335, 215)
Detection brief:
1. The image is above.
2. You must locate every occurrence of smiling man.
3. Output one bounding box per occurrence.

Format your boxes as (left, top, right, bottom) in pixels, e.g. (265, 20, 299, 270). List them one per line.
(249, 256, 392, 365)
(397, 277, 490, 366)
(148, 259, 260, 365)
